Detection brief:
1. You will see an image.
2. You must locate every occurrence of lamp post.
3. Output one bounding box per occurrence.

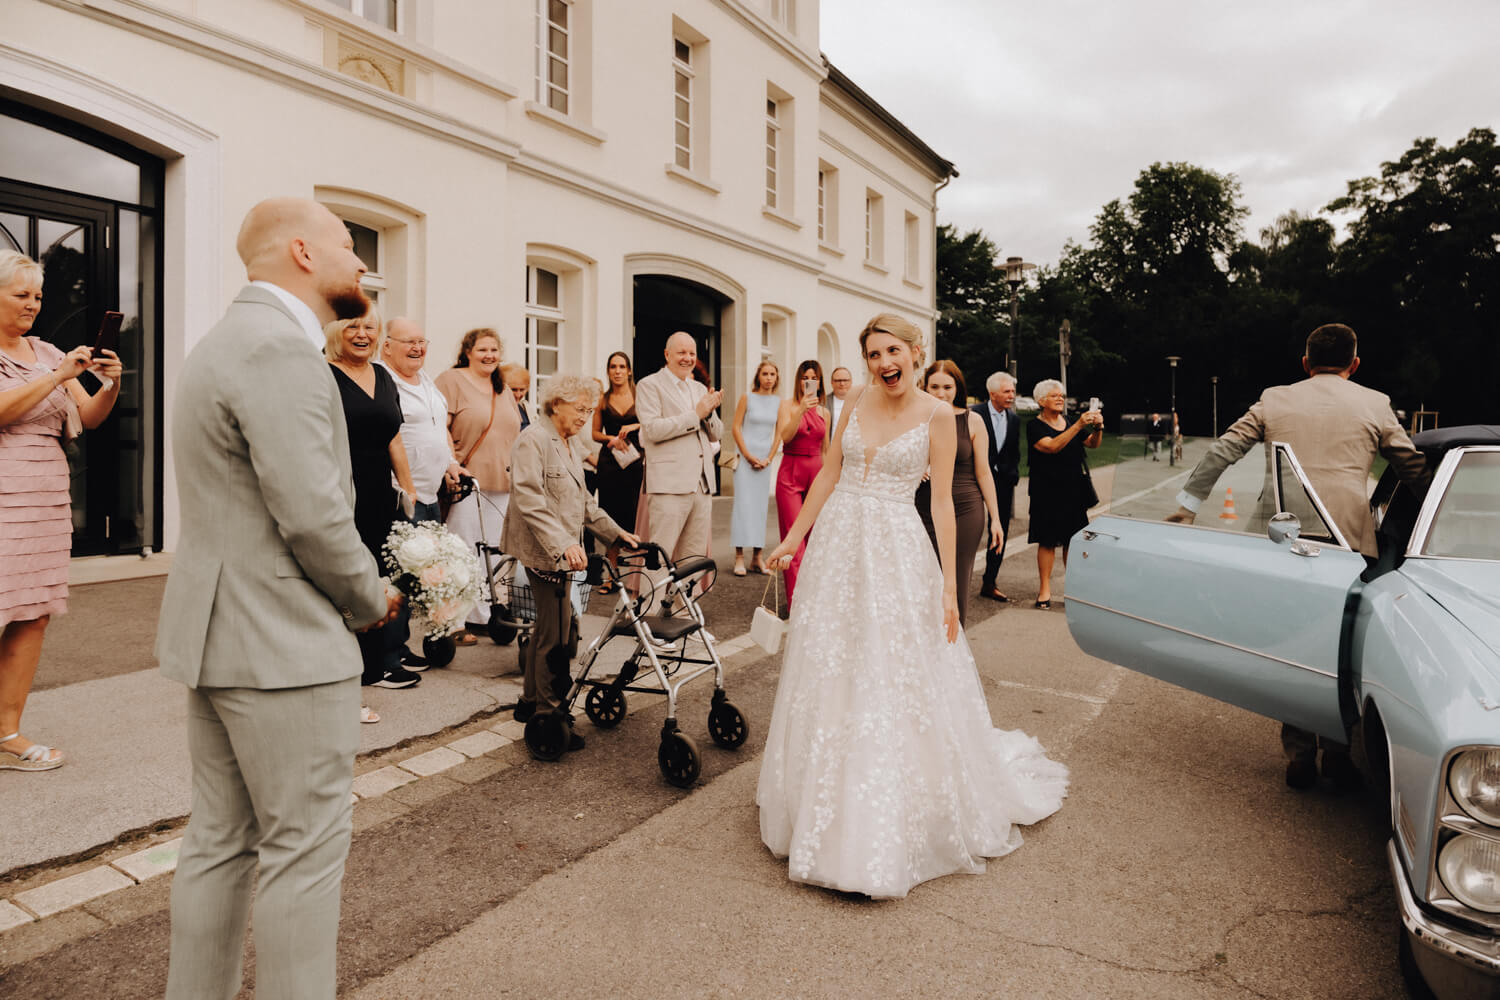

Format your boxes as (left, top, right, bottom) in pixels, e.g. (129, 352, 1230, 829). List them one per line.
(1211, 375, 1219, 438)
(999, 255, 1036, 383)
(1058, 319, 1072, 394)
(1166, 355, 1181, 466)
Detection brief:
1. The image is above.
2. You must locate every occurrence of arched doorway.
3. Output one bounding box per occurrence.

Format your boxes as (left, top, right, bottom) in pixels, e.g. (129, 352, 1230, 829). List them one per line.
(631, 274, 730, 385)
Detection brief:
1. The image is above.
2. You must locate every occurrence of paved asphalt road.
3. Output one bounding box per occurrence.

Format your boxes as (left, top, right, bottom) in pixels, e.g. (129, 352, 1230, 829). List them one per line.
(1, 447, 1414, 998)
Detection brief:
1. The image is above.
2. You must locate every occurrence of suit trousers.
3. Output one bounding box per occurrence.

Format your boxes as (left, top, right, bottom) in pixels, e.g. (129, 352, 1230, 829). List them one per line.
(645, 489, 712, 609)
(981, 488, 1014, 589)
(166, 678, 360, 1000)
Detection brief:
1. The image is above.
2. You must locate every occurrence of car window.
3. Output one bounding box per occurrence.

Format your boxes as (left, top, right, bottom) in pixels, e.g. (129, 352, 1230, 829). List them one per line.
(1422, 451, 1500, 560)
(1273, 445, 1342, 545)
(1109, 444, 1276, 537)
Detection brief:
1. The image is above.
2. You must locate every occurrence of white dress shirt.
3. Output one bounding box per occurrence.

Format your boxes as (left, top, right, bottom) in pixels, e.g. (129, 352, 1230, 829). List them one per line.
(986, 401, 1008, 452)
(250, 280, 326, 352)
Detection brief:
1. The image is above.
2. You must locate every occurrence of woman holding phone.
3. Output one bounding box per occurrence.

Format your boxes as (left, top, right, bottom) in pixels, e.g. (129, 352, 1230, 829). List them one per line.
(773, 359, 829, 603)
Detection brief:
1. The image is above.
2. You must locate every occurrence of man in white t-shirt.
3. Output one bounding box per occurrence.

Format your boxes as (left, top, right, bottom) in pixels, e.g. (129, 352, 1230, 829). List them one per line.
(379, 317, 465, 523)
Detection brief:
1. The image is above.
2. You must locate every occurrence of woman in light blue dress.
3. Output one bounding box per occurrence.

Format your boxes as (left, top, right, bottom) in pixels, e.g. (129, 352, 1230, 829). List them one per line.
(730, 360, 782, 575)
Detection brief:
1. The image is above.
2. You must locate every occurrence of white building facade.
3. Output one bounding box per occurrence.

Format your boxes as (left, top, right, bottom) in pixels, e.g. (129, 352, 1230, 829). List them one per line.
(3, 0, 954, 557)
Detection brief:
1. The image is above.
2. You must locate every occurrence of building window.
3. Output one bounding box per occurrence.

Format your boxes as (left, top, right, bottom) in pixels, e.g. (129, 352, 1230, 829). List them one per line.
(345, 220, 386, 304)
(816, 169, 824, 240)
(865, 190, 884, 265)
(768, 0, 794, 30)
(817, 162, 838, 247)
(765, 98, 780, 209)
(330, 0, 399, 30)
(537, 0, 571, 114)
(904, 211, 921, 282)
(525, 265, 563, 401)
(672, 37, 694, 170)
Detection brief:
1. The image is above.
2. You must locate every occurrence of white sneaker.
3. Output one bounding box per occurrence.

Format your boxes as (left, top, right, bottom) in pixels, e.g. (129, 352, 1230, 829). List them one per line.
(643, 633, 675, 651)
(698, 628, 717, 644)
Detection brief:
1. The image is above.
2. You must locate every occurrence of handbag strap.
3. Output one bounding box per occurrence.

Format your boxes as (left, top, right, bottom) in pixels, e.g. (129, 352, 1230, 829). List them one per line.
(459, 389, 498, 467)
(759, 570, 783, 615)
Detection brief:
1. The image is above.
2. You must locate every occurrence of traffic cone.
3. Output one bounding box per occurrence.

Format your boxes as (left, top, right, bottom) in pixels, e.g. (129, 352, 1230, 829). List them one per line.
(1219, 488, 1239, 520)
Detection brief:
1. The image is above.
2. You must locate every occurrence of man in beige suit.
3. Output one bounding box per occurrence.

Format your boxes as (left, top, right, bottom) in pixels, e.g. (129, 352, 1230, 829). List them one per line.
(1169, 323, 1426, 791)
(157, 198, 399, 999)
(636, 331, 723, 572)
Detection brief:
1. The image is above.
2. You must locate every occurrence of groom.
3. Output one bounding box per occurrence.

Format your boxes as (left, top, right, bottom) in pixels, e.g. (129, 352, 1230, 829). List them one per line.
(157, 197, 399, 999)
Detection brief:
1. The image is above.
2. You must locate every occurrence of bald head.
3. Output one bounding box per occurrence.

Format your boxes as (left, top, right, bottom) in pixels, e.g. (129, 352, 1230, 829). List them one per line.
(235, 197, 369, 324)
(663, 330, 698, 380)
(382, 316, 428, 378)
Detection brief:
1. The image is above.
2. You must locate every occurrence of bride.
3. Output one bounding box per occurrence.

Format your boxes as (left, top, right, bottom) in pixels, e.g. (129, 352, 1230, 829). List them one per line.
(759, 313, 1068, 899)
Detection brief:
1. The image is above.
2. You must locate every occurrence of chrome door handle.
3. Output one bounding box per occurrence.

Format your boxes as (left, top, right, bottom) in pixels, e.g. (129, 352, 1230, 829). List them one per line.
(1290, 541, 1320, 558)
(1082, 529, 1119, 541)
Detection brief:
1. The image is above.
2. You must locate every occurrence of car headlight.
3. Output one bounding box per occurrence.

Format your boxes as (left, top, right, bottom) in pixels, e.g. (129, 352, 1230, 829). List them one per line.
(1449, 748, 1500, 826)
(1438, 835, 1500, 913)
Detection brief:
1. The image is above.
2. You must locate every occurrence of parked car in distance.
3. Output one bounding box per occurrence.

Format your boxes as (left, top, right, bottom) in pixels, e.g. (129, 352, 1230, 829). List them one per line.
(1065, 425, 1500, 1000)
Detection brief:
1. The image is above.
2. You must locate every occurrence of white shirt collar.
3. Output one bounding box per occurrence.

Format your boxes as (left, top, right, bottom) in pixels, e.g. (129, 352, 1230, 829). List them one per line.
(250, 280, 326, 351)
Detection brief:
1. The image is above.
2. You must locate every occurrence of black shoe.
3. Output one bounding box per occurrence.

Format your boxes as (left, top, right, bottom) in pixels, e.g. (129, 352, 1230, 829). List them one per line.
(1285, 757, 1317, 790)
(369, 666, 421, 689)
(402, 650, 430, 670)
(513, 700, 536, 723)
(980, 587, 1010, 603)
(1321, 751, 1363, 793)
(567, 729, 585, 752)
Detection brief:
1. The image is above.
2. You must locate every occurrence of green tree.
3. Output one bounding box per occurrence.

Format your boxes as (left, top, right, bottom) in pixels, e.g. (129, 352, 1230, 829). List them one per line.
(934, 223, 1010, 383)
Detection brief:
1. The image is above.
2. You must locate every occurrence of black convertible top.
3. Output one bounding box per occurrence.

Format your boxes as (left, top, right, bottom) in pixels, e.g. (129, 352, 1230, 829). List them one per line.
(1412, 424, 1500, 457)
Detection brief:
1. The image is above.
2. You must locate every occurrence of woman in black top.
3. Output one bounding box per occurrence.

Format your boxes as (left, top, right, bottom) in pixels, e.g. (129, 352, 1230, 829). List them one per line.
(326, 307, 419, 701)
(1026, 378, 1102, 609)
(591, 351, 643, 589)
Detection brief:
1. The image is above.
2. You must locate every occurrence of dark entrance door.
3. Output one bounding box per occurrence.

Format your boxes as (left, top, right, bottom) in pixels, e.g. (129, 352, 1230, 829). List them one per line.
(632, 275, 727, 386)
(0, 181, 142, 555)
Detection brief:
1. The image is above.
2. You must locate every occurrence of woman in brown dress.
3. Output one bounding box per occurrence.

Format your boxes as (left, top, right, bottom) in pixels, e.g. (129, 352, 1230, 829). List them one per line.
(0, 251, 122, 771)
(916, 360, 1003, 627)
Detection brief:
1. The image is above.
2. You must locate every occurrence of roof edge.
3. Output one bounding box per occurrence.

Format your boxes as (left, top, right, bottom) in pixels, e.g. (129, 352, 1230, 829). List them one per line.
(821, 57, 957, 181)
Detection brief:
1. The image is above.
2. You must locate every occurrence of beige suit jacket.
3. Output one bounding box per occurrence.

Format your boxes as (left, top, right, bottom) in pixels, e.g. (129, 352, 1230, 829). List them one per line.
(636, 367, 723, 495)
(501, 419, 622, 570)
(1182, 373, 1426, 556)
(156, 286, 388, 689)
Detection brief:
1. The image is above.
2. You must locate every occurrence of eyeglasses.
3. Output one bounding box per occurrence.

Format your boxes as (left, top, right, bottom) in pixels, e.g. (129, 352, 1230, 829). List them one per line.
(389, 338, 428, 347)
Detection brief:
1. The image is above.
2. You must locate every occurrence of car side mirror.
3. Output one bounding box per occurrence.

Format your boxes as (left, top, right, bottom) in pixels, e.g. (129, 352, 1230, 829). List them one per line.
(1268, 511, 1301, 545)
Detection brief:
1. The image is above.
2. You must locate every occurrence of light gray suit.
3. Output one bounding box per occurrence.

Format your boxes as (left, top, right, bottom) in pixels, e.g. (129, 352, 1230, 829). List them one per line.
(636, 367, 722, 565)
(158, 285, 387, 1000)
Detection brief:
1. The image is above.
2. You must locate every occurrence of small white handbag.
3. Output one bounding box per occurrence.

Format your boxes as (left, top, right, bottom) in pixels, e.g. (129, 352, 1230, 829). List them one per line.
(750, 571, 786, 655)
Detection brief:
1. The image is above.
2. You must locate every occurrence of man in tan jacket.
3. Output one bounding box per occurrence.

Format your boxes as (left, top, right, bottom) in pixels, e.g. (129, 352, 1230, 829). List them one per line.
(636, 331, 723, 568)
(1169, 323, 1427, 791)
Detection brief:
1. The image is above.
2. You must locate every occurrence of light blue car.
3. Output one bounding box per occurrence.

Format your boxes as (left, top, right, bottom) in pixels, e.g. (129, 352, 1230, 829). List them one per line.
(1066, 425, 1500, 1000)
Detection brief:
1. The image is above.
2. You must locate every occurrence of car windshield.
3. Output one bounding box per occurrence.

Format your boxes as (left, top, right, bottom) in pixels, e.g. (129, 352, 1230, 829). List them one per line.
(1422, 451, 1500, 560)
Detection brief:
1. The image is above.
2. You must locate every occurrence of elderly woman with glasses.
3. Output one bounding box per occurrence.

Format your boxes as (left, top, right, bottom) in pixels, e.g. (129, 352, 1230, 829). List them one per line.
(501, 374, 639, 752)
(1025, 378, 1102, 609)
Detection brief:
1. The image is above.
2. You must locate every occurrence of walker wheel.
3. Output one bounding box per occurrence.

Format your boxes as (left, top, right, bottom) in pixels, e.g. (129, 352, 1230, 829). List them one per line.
(524, 712, 568, 761)
(707, 700, 748, 749)
(658, 731, 701, 788)
(487, 604, 517, 645)
(584, 686, 627, 729)
(421, 635, 456, 668)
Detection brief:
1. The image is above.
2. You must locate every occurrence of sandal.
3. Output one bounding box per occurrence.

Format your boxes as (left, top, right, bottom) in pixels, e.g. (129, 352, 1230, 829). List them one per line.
(360, 706, 381, 724)
(732, 562, 747, 577)
(1034, 599, 1052, 610)
(0, 733, 64, 771)
(454, 632, 478, 646)
(597, 581, 618, 595)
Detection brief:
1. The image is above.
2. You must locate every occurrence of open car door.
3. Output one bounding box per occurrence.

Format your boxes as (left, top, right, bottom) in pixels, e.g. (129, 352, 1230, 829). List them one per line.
(1066, 443, 1365, 739)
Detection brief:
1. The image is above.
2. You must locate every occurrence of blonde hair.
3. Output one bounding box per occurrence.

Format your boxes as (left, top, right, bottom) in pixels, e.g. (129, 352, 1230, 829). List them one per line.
(0, 250, 43, 290)
(540, 373, 601, 416)
(324, 303, 384, 361)
(858, 313, 926, 369)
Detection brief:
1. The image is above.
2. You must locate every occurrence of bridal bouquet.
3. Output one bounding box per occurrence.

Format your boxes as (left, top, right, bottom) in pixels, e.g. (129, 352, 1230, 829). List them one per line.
(382, 520, 485, 638)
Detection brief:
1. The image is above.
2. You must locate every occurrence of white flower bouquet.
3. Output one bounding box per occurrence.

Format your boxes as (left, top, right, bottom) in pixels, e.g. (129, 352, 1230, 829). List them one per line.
(381, 520, 485, 638)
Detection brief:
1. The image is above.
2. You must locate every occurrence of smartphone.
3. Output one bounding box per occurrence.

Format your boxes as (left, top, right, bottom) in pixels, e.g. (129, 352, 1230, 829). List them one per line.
(1088, 396, 1101, 413)
(802, 378, 818, 399)
(93, 311, 123, 357)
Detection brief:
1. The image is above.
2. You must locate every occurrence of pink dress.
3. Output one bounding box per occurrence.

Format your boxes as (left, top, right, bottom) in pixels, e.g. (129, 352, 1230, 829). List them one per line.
(775, 406, 826, 603)
(0, 338, 73, 627)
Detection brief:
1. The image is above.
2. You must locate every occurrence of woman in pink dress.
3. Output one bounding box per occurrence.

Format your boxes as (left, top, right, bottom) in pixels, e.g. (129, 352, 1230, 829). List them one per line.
(0, 251, 122, 771)
(774, 360, 829, 603)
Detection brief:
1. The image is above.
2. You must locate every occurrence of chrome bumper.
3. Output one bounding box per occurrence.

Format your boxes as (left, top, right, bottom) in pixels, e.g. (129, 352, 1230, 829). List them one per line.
(1389, 840, 1500, 999)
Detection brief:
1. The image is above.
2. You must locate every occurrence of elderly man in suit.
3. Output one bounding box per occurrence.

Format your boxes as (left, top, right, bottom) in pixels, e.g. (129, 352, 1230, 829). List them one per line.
(636, 331, 723, 580)
(1168, 323, 1427, 792)
(156, 197, 400, 1000)
(974, 371, 1021, 602)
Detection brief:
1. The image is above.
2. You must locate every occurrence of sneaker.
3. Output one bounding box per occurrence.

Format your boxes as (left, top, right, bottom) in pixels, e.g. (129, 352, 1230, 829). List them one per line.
(368, 666, 421, 689)
(699, 628, 717, 644)
(513, 700, 537, 723)
(402, 650, 430, 671)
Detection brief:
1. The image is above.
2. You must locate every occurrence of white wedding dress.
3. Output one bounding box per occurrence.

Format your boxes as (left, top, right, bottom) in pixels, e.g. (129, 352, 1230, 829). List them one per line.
(757, 401, 1069, 898)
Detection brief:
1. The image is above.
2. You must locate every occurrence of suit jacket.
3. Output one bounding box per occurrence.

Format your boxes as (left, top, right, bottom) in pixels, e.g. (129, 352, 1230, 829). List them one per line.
(1181, 373, 1426, 556)
(636, 367, 723, 495)
(972, 402, 1020, 515)
(156, 286, 388, 689)
(502, 419, 622, 570)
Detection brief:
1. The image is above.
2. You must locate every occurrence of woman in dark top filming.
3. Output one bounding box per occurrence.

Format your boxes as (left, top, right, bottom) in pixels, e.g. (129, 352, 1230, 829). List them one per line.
(1025, 379, 1102, 609)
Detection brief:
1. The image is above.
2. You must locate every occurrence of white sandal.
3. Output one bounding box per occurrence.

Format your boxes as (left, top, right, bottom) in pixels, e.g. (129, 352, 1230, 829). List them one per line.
(360, 706, 381, 724)
(0, 732, 64, 771)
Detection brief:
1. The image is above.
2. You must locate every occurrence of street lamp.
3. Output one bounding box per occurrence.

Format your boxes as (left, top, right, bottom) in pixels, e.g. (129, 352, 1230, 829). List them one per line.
(1058, 319, 1072, 394)
(1166, 356, 1181, 466)
(999, 255, 1036, 383)
(1211, 376, 1219, 437)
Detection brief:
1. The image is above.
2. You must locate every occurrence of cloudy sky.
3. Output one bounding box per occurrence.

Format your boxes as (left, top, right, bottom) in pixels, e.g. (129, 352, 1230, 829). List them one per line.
(819, 0, 1500, 267)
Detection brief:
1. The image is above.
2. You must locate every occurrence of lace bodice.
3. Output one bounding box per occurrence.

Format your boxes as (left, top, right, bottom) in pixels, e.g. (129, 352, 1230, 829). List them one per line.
(837, 407, 932, 502)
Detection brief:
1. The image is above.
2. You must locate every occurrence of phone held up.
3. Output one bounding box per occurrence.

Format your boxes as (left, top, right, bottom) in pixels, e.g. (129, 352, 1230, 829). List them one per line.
(93, 311, 123, 358)
(1088, 396, 1101, 413)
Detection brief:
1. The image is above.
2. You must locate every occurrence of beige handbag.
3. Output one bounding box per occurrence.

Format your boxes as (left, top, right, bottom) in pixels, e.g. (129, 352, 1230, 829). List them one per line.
(717, 446, 740, 471)
(750, 571, 786, 654)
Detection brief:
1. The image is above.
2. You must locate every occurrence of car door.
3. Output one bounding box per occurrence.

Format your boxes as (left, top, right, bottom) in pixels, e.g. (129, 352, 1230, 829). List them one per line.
(1066, 443, 1364, 739)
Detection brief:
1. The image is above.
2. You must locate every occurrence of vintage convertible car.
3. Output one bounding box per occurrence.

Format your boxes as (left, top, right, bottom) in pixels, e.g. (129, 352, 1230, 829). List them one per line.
(1066, 425, 1500, 999)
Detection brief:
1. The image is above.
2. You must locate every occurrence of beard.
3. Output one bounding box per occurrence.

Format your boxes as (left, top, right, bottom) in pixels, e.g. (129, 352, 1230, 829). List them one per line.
(327, 282, 371, 321)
